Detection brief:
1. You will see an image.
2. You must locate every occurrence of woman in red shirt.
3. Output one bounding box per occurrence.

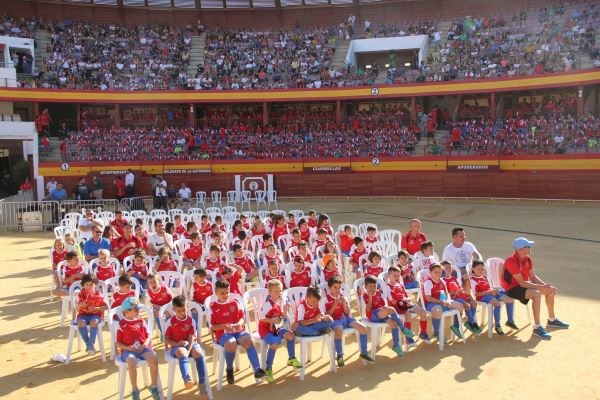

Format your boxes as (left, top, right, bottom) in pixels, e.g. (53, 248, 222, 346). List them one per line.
(115, 176, 126, 201)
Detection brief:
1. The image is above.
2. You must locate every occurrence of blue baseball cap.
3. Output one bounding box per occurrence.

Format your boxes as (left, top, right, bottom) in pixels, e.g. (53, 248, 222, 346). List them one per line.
(512, 237, 535, 250)
(122, 297, 142, 311)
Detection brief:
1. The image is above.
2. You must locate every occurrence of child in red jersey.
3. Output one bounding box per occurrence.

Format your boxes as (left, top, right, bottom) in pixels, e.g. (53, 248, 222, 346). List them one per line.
(61, 251, 84, 291)
(286, 213, 297, 230)
(259, 279, 302, 383)
(322, 254, 341, 283)
(147, 273, 174, 335)
(272, 214, 288, 245)
(307, 210, 318, 229)
(173, 215, 187, 240)
(203, 245, 226, 272)
(290, 229, 302, 248)
(52, 238, 67, 287)
(316, 214, 333, 236)
(164, 296, 209, 398)
(200, 215, 212, 234)
(349, 237, 368, 279)
(156, 248, 178, 273)
(363, 275, 415, 357)
(313, 229, 329, 250)
(364, 226, 379, 245)
(208, 280, 266, 384)
(263, 260, 285, 288)
(292, 285, 333, 336)
(220, 265, 244, 296)
(386, 266, 431, 346)
(183, 232, 203, 269)
(297, 218, 311, 242)
(363, 251, 385, 278)
(191, 268, 213, 308)
(115, 297, 162, 400)
(395, 250, 418, 289)
(441, 261, 481, 335)
(112, 274, 136, 309)
(296, 241, 314, 264)
(231, 244, 256, 280)
(77, 273, 108, 355)
(339, 225, 354, 256)
(289, 256, 312, 288)
(326, 276, 373, 366)
(262, 243, 283, 267)
(94, 249, 117, 281)
(423, 263, 467, 341)
(127, 250, 149, 289)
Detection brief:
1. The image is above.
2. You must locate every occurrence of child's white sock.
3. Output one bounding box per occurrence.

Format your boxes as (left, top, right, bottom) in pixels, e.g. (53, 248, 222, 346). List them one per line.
(548, 317, 556, 322)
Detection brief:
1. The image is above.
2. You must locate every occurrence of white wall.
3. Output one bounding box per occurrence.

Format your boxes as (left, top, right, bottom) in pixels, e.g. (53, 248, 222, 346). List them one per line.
(345, 35, 429, 67)
(0, 122, 40, 198)
(0, 35, 35, 75)
(0, 66, 17, 88)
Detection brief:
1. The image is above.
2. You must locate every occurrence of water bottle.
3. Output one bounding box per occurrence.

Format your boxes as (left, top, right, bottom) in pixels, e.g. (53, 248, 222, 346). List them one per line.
(439, 291, 449, 311)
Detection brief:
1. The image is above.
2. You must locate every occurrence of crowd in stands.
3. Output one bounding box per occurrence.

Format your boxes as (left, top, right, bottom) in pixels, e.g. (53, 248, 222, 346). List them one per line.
(0, 14, 37, 38)
(448, 113, 600, 155)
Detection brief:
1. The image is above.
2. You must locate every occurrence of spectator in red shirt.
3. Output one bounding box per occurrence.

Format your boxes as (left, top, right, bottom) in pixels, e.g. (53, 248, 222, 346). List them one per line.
(401, 219, 427, 256)
(115, 176, 126, 201)
(502, 237, 569, 340)
(19, 177, 33, 191)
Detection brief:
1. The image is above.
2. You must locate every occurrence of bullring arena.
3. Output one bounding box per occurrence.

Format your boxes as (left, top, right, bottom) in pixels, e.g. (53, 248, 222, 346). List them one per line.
(1, 0, 600, 398)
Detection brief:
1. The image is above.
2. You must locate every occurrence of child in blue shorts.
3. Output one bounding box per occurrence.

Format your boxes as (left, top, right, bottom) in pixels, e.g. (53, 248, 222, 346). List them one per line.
(116, 297, 161, 400)
(292, 285, 334, 336)
(258, 279, 302, 383)
(326, 276, 374, 366)
(76, 273, 107, 355)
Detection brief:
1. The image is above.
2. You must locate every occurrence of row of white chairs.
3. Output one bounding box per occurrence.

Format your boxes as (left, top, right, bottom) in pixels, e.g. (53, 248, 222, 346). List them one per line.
(194, 190, 278, 211)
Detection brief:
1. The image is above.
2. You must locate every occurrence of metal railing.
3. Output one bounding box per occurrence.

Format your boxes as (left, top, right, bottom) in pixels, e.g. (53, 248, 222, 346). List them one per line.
(119, 196, 154, 211)
(0, 200, 60, 232)
(59, 199, 120, 214)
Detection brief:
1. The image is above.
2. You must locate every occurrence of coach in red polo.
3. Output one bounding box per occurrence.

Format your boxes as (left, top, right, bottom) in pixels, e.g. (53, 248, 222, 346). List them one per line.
(502, 237, 569, 340)
(401, 219, 427, 255)
(112, 222, 144, 262)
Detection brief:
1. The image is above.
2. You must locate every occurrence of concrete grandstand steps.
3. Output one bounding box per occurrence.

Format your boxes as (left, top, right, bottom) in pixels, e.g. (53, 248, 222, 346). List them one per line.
(412, 130, 448, 156)
(187, 32, 206, 77)
(33, 29, 51, 71)
(331, 41, 350, 71)
(426, 20, 452, 63)
(40, 137, 62, 162)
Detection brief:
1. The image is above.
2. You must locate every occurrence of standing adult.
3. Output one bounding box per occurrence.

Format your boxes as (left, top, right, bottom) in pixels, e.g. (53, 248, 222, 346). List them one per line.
(125, 169, 135, 198)
(74, 178, 90, 200)
(146, 218, 173, 256)
(46, 177, 58, 197)
(92, 176, 103, 200)
(19, 177, 33, 192)
(111, 222, 144, 262)
(442, 226, 482, 277)
(149, 175, 158, 208)
(155, 175, 167, 211)
(502, 237, 569, 340)
(47, 182, 67, 223)
(82, 225, 112, 261)
(78, 208, 104, 241)
(115, 176, 125, 202)
(401, 218, 428, 256)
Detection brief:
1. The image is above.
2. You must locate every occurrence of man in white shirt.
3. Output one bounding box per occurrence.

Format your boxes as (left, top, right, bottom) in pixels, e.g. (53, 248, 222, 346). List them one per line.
(442, 226, 482, 278)
(177, 182, 192, 211)
(146, 218, 173, 256)
(46, 177, 57, 197)
(155, 175, 167, 210)
(78, 208, 105, 241)
(125, 169, 135, 198)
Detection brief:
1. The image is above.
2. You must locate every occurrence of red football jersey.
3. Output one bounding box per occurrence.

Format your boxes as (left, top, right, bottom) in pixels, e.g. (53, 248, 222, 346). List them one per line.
(323, 267, 339, 282)
(350, 248, 367, 266)
(204, 258, 224, 272)
(117, 318, 149, 350)
(290, 267, 312, 288)
(112, 290, 135, 308)
(77, 289, 106, 317)
(95, 264, 116, 281)
(325, 293, 345, 321)
(156, 260, 177, 272)
(471, 275, 491, 301)
(264, 273, 286, 288)
(147, 285, 173, 306)
(52, 250, 67, 268)
(209, 299, 244, 341)
(63, 264, 83, 288)
(296, 300, 320, 321)
(192, 281, 213, 305)
(364, 264, 384, 278)
(272, 225, 288, 243)
(362, 291, 386, 319)
(165, 315, 196, 342)
(233, 255, 255, 274)
(130, 262, 148, 278)
(258, 297, 284, 337)
(423, 278, 445, 300)
(184, 243, 203, 261)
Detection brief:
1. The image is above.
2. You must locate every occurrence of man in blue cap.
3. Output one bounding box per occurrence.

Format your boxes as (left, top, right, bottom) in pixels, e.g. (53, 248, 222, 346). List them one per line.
(501, 237, 569, 340)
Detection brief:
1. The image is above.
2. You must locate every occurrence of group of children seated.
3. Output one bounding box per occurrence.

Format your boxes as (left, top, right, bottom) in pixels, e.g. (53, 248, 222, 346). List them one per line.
(51, 209, 518, 399)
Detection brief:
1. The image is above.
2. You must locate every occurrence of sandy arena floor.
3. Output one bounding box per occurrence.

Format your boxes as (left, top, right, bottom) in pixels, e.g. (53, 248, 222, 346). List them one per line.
(1, 199, 599, 400)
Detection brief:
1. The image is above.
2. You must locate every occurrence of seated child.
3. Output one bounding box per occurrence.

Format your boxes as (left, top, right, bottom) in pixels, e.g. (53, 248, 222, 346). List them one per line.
(263, 244, 283, 268)
(51, 238, 67, 288)
(349, 237, 368, 279)
(365, 226, 379, 244)
(220, 265, 244, 296)
(183, 233, 203, 269)
(95, 249, 116, 281)
(111, 274, 136, 309)
(307, 210, 318, 229)
(232, 244, 257, 280)
(470, 260, 517, 335)
(362, 275, 415, 356)
(263, 260, 286, 288)
(441, 261, 481, 334)
(386, 266, 431, 345)
(59, 251, 84, 294)
(395, 250, 418, 289)
(64, 233, 83, 259)
(127, 250, 149, 289)
(413, 241, 437, 272)
(208, 280, 266, 384)
(147, 273, 174, 334)
(363, 251, 385, 278)
(203, 245, 226, 272)
(292, 285, 333, 336)
(289, 256, 312, 288)
(258, 279, 302, 383)
(286, 213, 297, 230)
(156, 248, 178, 273)
(325, 276, 374, 366)
(339, 225, 354, 256)
(313, 229, 329, 250)
(191, 268, 213, 308)
(115, 297, 162, 400)
(322, 254, 341, 283)
(297, 218, 311, 242)
(164, 295, 209, 398)
(77, 273, 108, 355)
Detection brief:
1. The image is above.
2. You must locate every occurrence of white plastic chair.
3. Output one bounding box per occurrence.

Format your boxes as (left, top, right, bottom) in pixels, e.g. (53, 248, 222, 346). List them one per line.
(187, 208, 203, 217)
(168, 209, 184, 220)
(156, 271, 185, 297)
(195, 192, 207, 208)
(211, 191, 222, 207)
(65, 281, 108, 364)
(379, 229, 401, 247)
(486, 257, 531, 325)
(131, 210, 147, 218)
(240, 190, 252, 211)
(222, 205, 237, 214)
(358, 223, 378, 238)
(99, 211, 115, 220)
(150, 209, 167, 218)
(352, 277, 392, 360)
(109, 304, 164, 400)
(158, 302, 213, 400)
(226, 191, 237, 207)
(254, 191, 267, 210)
(54, 226, 73, 239)
(268, 191, 278, 210)
(417, 270, 466, 351)
(204, 293, 256, 391)
(370, 241, 398, 258)
(256, 210, 270, 220)
(283, 287, 337, 380)
(243, 288, 271, 370)
(288, 209, 305, 221)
